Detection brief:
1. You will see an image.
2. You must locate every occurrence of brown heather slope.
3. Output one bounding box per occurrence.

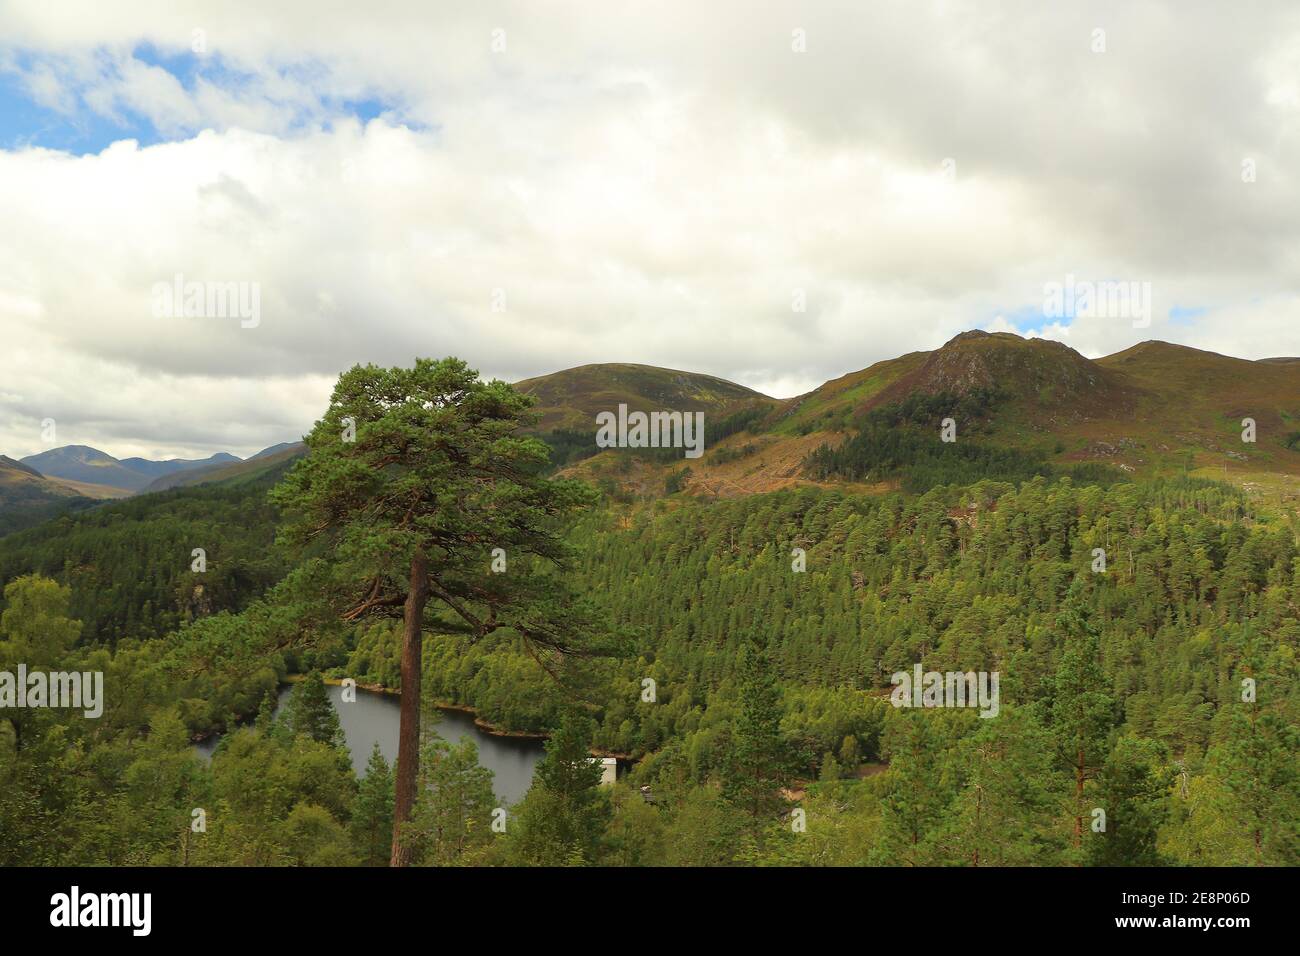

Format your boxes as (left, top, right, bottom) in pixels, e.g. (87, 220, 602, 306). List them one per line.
(555, 332, 1300, 500)
(515, 363, 775, 432)
(1094, 341, 1300, 474)
(1098, 340, 1296, 423)
(0, 455, 97, 535)
(869, 330, 1141, 421)
(44, 477, 133, 500)
(142, 443, 307, 493)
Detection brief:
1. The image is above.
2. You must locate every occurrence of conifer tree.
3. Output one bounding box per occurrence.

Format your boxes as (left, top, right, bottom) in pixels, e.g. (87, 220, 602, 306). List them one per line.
(1212, 697, 1299, 864)
(407, 737, 495, 865)
(352, 743, 395, 866)
(271, 358, 609, 865)
(725, 640, 790, 839)
(874, 711, 954, 865)
(288, 671, 344, 749)
(508, 709, 608, 865)
(1087, 735, 1171, 866)
(254, 687, 281, 740)
(1046, 581, 1115, 855)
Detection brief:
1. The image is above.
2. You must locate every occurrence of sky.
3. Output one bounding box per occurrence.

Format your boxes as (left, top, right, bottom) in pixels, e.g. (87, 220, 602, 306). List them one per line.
(0, 0, 1298, 460)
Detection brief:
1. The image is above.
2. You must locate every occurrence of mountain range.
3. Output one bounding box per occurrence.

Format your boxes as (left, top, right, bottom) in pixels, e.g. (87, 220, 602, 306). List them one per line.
(2, 332, 1298, 536)
(0, 442, 305, 536)
(19, 445, 242, 494)
(521, 332, 1300, 500)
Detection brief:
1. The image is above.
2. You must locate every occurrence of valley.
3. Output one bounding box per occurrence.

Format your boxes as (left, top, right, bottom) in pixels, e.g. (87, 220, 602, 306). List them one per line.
(0, 340, 1295, 868)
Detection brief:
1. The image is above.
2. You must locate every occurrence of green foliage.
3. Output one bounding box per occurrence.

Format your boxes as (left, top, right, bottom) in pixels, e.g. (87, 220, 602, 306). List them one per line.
(539, 428, 601, 468)
(351, 743, 394, 866)
(0, 574, 82, 667)
(270, 356, 614, 670)
(724, 641, 791, 836)
(406, 734, 496, 865)
(806, 390, 1124, 491)
(2, 409, 1298, 868)
(1207, 696, 1300, 864)
(193, 721, 358, 866)
(285, 671, 345, 750)
(0, 575, 84, 755)
(1045, 583, 1117, 855)
(507, 710, 610, 865)
(0, 474, 288, 644)
(1088, 735, 1172, 866)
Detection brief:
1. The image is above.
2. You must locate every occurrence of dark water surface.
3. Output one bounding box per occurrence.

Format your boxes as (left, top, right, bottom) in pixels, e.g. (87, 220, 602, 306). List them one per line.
(195, 683, 544, 805)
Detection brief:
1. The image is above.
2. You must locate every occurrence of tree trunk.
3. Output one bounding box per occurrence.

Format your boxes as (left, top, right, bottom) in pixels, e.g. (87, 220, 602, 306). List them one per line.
(390, 551, 429, 867)
(1073, 747, 1085, 854)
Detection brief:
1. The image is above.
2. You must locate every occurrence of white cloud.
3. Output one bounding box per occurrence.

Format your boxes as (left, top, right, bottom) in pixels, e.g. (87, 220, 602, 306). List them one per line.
(0, 0, 1297, 458)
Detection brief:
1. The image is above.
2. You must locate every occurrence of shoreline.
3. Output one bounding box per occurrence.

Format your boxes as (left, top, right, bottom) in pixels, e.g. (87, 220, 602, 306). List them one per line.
(194, 674, 634, 761)
(313, 675, 550, 741)
(313, 675, 634, 758)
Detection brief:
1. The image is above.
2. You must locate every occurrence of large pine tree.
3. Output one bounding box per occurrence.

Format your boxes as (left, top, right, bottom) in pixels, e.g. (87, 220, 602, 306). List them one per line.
(271, 358, 606, 865)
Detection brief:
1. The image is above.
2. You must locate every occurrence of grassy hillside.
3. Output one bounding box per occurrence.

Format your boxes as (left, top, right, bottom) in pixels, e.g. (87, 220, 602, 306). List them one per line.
(1096, 341, 1300, 475)
(143, 443, 306, 493)
(515, 363, 775, 432)
(0, 455, 98, 536)
(550, 334, 1300, 509)
(44, 477, 134, 500)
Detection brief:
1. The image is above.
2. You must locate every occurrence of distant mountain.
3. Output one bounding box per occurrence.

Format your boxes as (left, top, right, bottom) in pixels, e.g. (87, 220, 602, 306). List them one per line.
(142, 443, 306, 493)
(118, 452, 239, 479)
(10, 334, 1300, 514)
(554, 333, 1300, 498)
(21, 445, 243, 493)
(0, 454, 42, 479)
(514, 362, 774, 432)
(1094, 340, 1300, 462)
(0, 455, 97, 536)
(248, 442, 299, 461)
(20, 445, 144, 491)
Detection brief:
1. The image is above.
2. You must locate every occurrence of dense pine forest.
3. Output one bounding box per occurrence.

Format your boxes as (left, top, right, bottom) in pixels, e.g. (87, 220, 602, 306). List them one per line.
(1, 361, 1295, 865)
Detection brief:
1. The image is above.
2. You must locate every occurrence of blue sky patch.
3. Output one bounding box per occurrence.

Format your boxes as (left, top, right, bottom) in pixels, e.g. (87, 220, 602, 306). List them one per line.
(1168, 305, 1207, 325)
(0, 44, 400, 154)
(991, 304, 1069, 334)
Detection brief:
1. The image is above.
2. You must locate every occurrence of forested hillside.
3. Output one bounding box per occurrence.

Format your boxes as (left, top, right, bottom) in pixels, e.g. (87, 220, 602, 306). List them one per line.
(1, 351, 1296, 868)
(0, 466, 289, 643)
